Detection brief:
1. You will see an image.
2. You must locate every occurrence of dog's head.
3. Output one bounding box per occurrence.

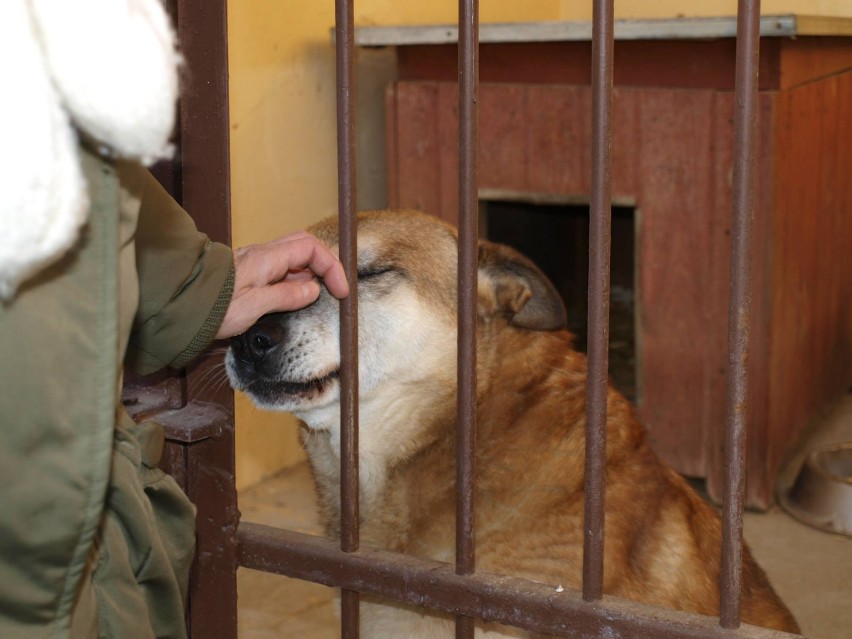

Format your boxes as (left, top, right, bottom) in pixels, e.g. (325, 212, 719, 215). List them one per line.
(226, 210, 566, 434)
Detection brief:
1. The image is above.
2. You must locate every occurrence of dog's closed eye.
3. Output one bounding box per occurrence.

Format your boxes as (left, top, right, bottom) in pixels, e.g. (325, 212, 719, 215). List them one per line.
(357, 265, 396, 281)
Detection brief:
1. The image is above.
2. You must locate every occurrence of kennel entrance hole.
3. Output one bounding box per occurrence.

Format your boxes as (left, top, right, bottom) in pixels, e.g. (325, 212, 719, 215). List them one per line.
(482, 199, 636, 403)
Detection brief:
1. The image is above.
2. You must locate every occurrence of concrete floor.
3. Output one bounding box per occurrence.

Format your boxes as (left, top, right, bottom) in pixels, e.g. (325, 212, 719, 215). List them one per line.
(237, 394, 852, 639)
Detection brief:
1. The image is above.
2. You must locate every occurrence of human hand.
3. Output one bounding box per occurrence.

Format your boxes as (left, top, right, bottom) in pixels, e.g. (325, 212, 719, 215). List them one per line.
(215, 231, 350, 339)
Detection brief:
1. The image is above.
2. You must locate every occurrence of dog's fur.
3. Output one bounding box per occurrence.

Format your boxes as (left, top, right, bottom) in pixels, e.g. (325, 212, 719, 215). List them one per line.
(227, 210, 799, 637)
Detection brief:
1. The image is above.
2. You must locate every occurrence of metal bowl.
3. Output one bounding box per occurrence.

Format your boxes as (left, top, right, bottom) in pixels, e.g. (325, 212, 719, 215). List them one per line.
(780, 441, 852, 537)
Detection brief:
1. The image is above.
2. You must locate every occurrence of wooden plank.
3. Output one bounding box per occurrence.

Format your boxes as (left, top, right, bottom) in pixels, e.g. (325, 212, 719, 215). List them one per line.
(767, 71, 852, 488)
(768, 82, 818, 480)
(612, 88, 640, 198)
(633, 88, 717, 479)
(398, 43, 591, 86)
(525, 85, 591, 196)
(437, 83, 459, 226)
(704, 92, 734, 506)
(392, 82, 443, 217)
(743, 94, 778, 509)
(705, 93, 778, 509)
(616, 39, 781, 92)
(398, 40, 783, 91)
(480, 85, 528, 193)
(779, 36, 852, 89)
(384, 84, 400, 208)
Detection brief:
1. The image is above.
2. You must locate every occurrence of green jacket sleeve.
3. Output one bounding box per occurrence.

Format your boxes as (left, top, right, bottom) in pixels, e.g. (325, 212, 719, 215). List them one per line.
(124, 166, 234, 374)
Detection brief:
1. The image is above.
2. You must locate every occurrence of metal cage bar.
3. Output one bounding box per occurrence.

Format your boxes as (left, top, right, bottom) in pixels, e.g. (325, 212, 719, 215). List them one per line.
(583, 0, 615, 603)
(137, 1, 239, 638)
(721, 0, 762, 629)
(222, 2, 801, 638)
(238, 523, 801, 639)
(456, 0, 480, 637)
(335, 0, 361, 636)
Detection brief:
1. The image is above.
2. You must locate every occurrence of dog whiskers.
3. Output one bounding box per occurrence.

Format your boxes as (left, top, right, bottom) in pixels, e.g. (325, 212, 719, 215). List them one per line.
(192, 362, 231, 398)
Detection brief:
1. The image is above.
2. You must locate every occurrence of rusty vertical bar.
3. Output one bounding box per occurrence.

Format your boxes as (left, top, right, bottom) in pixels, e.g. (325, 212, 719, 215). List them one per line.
(583, 0, 614, 603)
(176, 0, 231, 246)
(169, 2, 237, 637)
(456, 0, 479, 637)
(335, 0, 360, 636)
(720, 0, 761, 629)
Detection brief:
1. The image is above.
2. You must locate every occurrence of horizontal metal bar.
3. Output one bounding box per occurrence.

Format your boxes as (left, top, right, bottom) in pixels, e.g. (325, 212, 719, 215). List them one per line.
(237, 523, 798, 639)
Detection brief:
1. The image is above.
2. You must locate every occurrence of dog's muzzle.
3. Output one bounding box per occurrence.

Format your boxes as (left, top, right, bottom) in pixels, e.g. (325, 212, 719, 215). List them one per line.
(227, 312, 340, 406)
(230, 314, 286, 371)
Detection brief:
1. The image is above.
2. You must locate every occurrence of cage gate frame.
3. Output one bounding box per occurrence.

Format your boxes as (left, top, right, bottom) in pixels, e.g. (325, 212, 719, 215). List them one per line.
(138, 0, 806, 638)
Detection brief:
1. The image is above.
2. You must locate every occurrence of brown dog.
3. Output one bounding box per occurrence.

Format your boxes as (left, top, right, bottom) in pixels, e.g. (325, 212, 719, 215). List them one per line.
(227, 210, 799, 637)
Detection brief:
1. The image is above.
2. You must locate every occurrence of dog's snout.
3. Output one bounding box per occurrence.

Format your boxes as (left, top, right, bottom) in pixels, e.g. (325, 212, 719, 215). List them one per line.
(247, 328, 276, 359)
(233, 319, 284, 364)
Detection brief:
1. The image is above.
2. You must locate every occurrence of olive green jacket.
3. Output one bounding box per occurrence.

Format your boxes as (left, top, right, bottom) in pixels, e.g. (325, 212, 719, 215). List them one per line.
(0, 147, 234, 639)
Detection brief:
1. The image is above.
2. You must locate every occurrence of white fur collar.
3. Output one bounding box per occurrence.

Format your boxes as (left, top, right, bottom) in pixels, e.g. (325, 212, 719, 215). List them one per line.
(0, 0, 180, 299)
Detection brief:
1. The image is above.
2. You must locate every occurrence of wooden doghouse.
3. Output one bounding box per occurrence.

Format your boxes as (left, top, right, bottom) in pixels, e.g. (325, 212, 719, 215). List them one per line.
(366, 15, 852, 507)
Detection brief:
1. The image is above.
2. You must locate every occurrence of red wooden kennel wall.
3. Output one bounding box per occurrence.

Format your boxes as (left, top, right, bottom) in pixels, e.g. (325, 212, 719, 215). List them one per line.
(378, 17, 852, 508)
(123, 1, 822, 638)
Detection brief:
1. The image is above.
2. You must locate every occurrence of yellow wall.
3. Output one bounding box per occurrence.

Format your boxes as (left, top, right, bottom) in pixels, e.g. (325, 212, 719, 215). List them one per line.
(228, 0, 851, 489)
(227, 0, 570, 490)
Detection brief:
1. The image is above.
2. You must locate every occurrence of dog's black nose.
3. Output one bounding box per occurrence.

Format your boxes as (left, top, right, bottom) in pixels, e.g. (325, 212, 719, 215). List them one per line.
(233, 319, 283, 364)
(247, 329, 276, 360)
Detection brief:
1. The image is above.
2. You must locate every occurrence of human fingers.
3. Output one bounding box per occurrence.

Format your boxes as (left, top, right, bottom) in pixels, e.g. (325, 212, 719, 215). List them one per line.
(268, 230, 312, 246)
(280, 236, 348, 298)
(239, 235, 349, 299)
(215, 279, 322, 340)
(282, 268, 317, 283)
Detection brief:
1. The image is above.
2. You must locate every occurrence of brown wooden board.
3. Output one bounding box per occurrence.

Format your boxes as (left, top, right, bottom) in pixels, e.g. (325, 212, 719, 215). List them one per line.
(768, 70, 852, 482)
(631, 88, 718, 478)
(397, 40, 784, 91)
(386, 71, 852, 505)
(779, 36, 852, 89)
(437, 83, 460, 225)
(526, 85, 592, 197)
(392, 82, 443, 217)
(705, 92, 778, 508)
(479, 84, 529, 193)
(385, 85, 401, 208)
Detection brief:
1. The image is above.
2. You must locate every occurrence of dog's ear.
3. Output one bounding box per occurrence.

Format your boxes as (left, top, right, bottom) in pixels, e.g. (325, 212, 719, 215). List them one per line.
(477, 240, 567, 331)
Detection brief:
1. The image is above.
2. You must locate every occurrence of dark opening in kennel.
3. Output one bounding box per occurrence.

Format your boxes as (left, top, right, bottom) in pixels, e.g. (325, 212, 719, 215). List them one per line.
(483, 199, 636, 402)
